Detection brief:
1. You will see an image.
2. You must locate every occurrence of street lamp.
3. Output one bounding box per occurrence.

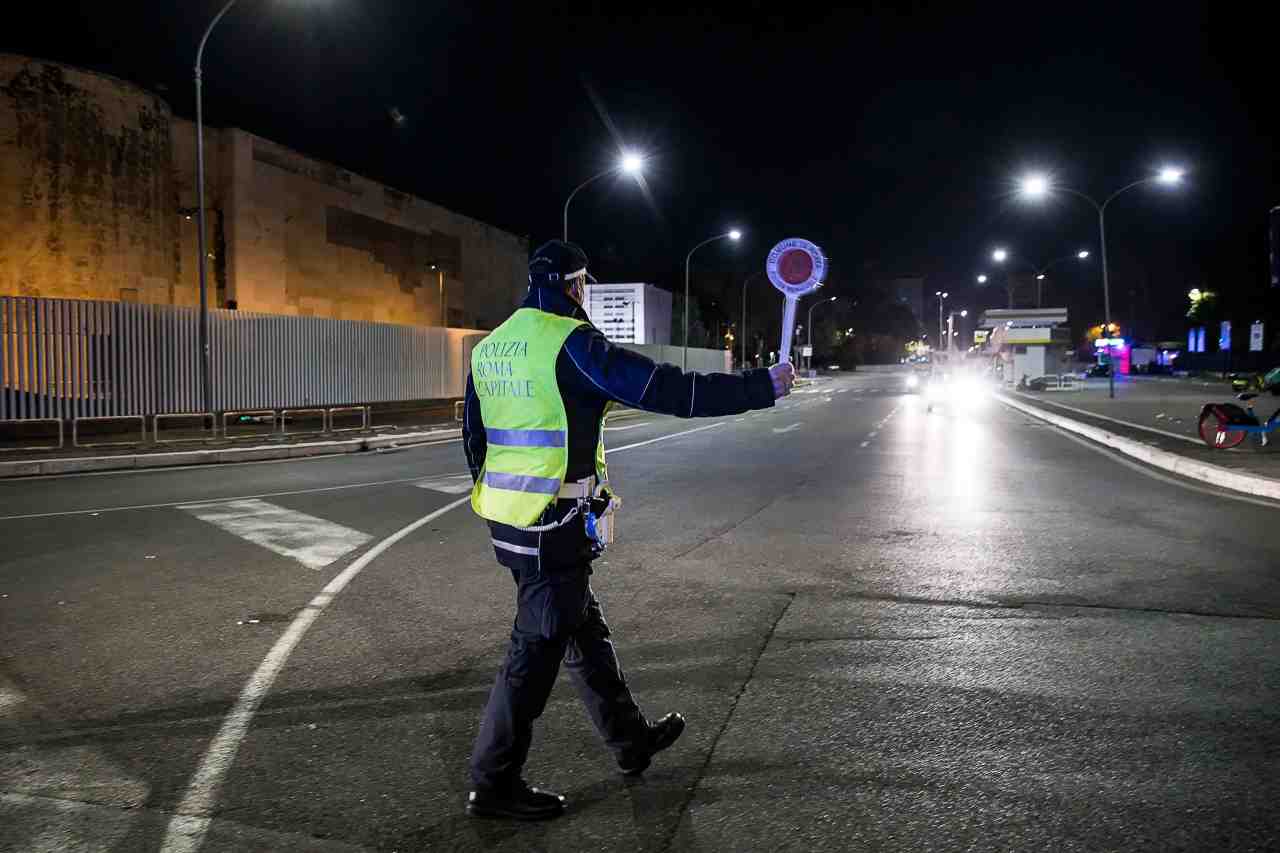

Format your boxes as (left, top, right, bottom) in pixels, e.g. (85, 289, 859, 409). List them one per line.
(1018, 165, 1186, 397)
(193, 0, 326, 412)
(683, 229, 742, 370)
(992, 247, 1092, 308)
(935, 290, 949, 347)
(807, 295, 838, 369)
(947, 309, 967, 354)
(992, 248, 1009, 263)
(193, 0, 246, 414)
(563, 150, 646, 242)
(976, 274, 988, 284)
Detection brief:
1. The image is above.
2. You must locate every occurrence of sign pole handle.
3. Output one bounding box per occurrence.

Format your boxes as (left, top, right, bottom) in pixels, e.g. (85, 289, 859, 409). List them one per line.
(779, 295, 798, 365)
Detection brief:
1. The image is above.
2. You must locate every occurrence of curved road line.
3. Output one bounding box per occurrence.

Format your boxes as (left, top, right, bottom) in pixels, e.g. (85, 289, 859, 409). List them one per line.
(160, 417, 731, 853)
(159, 495, 471, 853)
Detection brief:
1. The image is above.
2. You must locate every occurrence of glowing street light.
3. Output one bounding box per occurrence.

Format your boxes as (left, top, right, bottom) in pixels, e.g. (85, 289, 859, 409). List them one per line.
(684, 229, 744, 370)
(1020, 172, 1050, 198)
(1016, 165, 1187, 397)
(1077, 250, 1090, 259)
(976, 274, 988, 284)
(992, 248, 1009, 263)
(563, 151, 648, 241)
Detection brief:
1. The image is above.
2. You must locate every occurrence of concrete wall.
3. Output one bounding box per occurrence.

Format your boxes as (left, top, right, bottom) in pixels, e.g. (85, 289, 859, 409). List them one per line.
(0, 55, 176, 304)
(169, 123, 528, 329)
(0, 54, 527, 329)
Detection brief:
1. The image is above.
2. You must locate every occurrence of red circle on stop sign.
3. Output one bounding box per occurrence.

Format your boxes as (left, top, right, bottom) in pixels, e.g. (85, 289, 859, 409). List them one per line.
(778, 249, 813, 285)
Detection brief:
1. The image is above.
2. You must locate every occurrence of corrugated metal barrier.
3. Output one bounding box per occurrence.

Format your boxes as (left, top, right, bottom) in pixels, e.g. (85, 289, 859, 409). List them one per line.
(1, 296, 485, 420)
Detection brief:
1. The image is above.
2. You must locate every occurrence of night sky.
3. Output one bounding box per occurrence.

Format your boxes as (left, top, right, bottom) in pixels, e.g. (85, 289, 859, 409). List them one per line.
(9, 1, 1278, 344)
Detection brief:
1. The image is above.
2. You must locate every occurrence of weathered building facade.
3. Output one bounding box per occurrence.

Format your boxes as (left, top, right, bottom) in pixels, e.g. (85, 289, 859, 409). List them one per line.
(1, 54, 527, 329)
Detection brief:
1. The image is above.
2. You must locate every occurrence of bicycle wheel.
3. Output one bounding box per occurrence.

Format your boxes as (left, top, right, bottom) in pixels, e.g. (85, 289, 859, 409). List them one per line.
(1198, 410, 1247, 449)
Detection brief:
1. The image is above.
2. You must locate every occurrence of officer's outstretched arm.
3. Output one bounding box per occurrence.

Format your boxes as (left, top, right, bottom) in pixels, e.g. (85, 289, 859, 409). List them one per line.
(559, 327, 777, 418)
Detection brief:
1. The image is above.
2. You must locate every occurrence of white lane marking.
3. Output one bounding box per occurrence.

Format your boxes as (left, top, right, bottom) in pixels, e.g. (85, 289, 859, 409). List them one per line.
(606, 421, 724, 453)
(412, 475, 474, 495)
(860, 441, 870, 448)
(603, 421, 651, 431)
(159, 495, 472, 853)
(178, 500, 372, 570)
(772, 423, 803, 434)
(836, 388, 849, 394)
(162, 417, 739, 853)
(0, 473, 458, 522)
(734, 418, 746, 423)
(868, 431, 878, 438)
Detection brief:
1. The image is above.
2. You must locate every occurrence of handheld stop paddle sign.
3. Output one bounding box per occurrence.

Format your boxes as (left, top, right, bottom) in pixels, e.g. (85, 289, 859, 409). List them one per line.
(766, 238, 827, 365)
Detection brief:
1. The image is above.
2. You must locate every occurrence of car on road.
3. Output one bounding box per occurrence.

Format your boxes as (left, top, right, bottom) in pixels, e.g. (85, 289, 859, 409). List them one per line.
(1080, 363, 1112, 379)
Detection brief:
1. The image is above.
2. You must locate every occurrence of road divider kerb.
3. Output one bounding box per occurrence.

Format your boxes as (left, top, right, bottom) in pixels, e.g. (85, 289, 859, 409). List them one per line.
(997, 392, 1280, 501)
(0, 428, 463, 479)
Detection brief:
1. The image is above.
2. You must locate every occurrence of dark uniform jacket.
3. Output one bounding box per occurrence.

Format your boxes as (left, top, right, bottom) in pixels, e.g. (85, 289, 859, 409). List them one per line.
(463, 284, 777, 568)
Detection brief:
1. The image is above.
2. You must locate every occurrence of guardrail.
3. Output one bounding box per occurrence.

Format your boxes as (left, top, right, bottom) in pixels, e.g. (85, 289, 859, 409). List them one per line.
(154, 412, 217, 444)
(72, 415, 146, 448)
(0, 418, 64, 451)
(327, 406, 370, 433)
(222, 410, 279, 441)
(280, 408, 329, 437)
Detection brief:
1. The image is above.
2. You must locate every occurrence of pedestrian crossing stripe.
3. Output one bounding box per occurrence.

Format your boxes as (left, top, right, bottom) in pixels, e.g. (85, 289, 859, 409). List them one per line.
(178, 499, 372, 569)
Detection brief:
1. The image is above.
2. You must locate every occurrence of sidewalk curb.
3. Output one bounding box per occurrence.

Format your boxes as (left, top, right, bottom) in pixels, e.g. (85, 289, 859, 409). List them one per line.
(0, 428, 462, 479)
(997, 393, 1280, 501)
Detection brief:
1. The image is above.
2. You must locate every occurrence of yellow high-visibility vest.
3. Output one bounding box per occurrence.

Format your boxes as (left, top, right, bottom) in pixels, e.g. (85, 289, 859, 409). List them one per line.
(470, 308, 608, 527)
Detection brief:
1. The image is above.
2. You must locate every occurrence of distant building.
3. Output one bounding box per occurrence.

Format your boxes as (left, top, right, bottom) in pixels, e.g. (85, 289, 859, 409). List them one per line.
(0, 54, 527, 329)
(582, 283, 672, 344)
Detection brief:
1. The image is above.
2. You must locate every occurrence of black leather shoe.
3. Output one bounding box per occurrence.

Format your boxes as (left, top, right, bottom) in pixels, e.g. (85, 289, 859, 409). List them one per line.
(618, 711, 686, 775)
(465, 782, 566, 820)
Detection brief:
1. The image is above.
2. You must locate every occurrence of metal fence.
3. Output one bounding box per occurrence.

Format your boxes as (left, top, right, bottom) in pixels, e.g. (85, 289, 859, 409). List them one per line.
(1, 296, 484, 420)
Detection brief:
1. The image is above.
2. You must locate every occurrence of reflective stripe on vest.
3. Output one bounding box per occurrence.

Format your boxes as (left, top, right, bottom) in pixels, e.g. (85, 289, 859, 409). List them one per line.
(486, 428, 566, 448)
(470, 308, 594, 527)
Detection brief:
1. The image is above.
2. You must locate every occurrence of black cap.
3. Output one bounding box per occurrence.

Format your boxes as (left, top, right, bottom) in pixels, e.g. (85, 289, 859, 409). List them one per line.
(529, 240, 589, 285)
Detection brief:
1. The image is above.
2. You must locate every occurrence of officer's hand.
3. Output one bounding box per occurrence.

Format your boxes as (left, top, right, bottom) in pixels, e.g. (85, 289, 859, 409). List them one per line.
(769, 362, 796, 399)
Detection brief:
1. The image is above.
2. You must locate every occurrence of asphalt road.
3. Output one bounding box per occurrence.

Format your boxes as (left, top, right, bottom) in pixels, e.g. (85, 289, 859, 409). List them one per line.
(2, 371, 1279, 852)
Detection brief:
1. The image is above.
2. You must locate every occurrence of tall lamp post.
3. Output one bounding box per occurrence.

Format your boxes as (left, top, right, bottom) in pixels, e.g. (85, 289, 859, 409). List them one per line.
(563, 152, 644, 242)
(193, 0, 242, 413)
(1018, 166, 1185, 397)
(683, 229, 742, 370)
(807, 295, 838, 370)
(934, 290, 949, 352)
(740, 271, 763, 369)
(947, 309, 967, 354)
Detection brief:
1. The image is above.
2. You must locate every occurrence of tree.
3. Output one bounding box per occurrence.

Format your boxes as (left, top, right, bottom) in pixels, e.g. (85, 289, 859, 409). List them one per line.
(670, 291, 708, 347)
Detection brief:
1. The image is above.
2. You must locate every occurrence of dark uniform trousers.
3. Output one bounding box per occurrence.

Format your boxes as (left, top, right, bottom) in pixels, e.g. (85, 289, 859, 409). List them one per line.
(469, 500, 647, 791)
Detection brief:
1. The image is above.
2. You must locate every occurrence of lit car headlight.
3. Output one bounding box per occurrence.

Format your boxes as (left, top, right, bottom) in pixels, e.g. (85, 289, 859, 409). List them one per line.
(906, 375, 920, 389)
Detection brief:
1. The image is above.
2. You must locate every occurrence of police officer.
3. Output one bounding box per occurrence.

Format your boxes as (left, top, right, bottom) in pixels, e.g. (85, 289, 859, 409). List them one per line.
(463, 240, 795, 820)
